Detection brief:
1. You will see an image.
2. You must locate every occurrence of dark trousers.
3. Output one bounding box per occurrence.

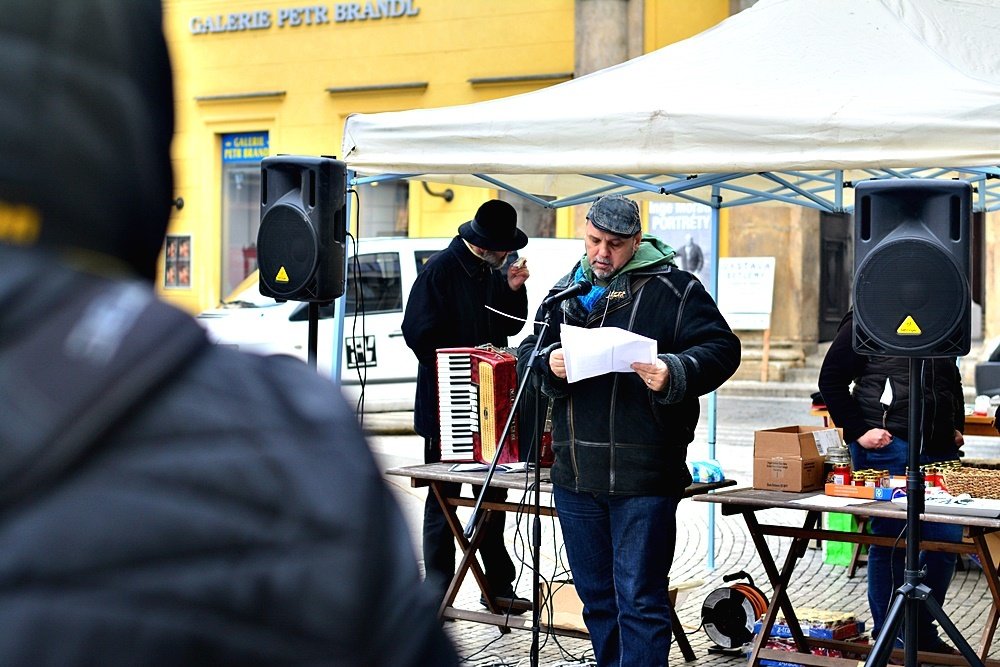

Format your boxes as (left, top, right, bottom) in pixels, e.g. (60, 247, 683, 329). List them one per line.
(422, 439, 516, 603)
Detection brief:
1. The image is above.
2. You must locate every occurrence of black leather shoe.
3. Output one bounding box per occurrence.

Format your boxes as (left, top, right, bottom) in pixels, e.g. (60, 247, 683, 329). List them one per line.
(480, 593, 531, 615)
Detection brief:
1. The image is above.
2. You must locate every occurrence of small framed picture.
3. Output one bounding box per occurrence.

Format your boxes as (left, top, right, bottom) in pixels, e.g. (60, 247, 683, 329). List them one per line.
(164, 234, 191, 289)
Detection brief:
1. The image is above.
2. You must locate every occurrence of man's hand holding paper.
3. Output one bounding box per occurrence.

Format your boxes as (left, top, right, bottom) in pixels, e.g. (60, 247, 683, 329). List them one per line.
(560, 324, 660, 384)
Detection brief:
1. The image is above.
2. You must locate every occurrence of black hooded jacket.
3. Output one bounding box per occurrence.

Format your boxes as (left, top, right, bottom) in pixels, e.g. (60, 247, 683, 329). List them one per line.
(519, 256, 740, 496)
(0, 246, 457, 665)
(0, 1, 456, 663)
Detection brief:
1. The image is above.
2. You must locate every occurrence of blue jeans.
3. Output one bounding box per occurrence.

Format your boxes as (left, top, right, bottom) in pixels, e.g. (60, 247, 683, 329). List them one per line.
(554, 486, 680, 667)
(849, 437, 962, 649)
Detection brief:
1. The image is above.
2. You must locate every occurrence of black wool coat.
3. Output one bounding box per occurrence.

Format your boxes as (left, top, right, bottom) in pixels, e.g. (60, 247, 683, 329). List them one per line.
(402, 236, 528, 443)
(520, 262, 741, 496)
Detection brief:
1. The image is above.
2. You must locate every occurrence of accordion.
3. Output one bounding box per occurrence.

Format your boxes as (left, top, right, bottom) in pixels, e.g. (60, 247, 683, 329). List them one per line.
(436, 346, 520, 465)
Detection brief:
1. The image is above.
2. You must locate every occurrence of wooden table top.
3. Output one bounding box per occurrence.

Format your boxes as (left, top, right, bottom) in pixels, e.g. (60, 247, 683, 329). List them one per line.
(386, 462, 736, 497)
(693, 486, 1000, 529)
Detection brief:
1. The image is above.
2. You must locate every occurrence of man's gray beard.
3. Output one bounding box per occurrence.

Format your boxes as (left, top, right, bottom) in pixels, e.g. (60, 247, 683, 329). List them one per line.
(592, 265, 614, 280)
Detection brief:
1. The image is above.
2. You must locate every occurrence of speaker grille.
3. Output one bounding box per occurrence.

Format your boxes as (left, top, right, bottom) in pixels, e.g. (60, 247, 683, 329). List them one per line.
(854, 238, 968, 355)
(257, 202, 318, 297)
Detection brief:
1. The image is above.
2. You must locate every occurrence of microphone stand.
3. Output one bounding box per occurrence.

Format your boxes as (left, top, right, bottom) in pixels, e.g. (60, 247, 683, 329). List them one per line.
(464, 309, 554, 667)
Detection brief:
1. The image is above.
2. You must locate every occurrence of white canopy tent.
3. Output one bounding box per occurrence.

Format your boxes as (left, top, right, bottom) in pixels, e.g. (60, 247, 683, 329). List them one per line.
(337, 0, 1000, 567)
(342, 0, 1000, 213)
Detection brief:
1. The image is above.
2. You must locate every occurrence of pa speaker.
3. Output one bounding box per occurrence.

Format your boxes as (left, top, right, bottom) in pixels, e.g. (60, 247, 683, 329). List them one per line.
(853, 178, 971, 357)
(257, 156, 347, 302)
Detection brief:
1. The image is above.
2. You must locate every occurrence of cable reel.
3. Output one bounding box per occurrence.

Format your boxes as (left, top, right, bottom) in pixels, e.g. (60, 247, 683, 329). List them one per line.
(701, 570, 769, 649)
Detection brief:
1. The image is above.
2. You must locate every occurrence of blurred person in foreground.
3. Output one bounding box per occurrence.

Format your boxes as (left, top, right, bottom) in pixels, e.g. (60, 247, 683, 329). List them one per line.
(518, 195, 740, 666)
(0, 1, 456, 664)
(818, 309, 964, 656)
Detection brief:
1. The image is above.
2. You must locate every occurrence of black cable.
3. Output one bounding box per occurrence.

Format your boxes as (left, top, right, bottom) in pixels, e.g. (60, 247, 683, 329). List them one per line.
(347, 188, 368, 421)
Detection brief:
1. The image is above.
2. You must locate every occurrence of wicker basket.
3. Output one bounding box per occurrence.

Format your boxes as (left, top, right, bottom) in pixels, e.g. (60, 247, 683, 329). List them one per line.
(943, 467, 1000, 499)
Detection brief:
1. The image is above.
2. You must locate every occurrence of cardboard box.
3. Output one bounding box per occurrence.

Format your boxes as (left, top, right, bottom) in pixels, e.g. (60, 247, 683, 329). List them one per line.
(753, 426, 836, 492)
(540, 579, 703, 633)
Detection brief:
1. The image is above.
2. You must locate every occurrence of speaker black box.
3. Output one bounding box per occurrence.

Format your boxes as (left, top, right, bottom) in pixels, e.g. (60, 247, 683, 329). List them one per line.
(853, 178, 971, 357)
(257, 156, 347, 302)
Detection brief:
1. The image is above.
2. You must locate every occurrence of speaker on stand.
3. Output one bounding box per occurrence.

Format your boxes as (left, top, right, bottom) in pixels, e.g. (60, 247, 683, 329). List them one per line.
(853, 178, 971, 358)
(852, 178, 982, 667)
(257, 155, 348, 368)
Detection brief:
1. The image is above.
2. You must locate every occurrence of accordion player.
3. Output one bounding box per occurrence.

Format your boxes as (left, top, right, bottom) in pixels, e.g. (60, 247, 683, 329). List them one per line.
(435, 346, 520, 465)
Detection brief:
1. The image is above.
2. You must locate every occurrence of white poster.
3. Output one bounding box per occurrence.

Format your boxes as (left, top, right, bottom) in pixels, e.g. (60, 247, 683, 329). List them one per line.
(648, 202, 714, 295)
(717, 257, 776, 330)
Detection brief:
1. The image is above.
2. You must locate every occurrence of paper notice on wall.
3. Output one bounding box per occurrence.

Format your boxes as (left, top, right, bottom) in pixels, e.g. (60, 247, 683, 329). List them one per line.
(561, 324, 657, 383)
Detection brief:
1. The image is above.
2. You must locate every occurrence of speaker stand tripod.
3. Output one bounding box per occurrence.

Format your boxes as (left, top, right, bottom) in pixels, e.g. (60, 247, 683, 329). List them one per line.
(864, 358, 983, 667)
(307, 302, 319, 369)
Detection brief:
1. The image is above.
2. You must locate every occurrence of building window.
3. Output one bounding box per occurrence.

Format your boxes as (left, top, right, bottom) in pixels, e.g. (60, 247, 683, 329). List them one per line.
(356, 181, 409, 237)
(221, 131, 268, 296)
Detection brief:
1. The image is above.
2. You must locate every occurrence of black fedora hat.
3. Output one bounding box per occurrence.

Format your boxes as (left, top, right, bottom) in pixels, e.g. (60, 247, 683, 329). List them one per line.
(458, 200, 528, 251)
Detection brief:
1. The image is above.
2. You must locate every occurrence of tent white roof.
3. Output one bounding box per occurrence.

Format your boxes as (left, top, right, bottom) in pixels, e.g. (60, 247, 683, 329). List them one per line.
(341, 0, 1000, 212)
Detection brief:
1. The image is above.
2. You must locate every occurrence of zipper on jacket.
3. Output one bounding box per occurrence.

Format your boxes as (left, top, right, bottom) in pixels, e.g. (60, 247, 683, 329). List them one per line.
(568, 395, 580, 486)
(608, 283, 646, 493)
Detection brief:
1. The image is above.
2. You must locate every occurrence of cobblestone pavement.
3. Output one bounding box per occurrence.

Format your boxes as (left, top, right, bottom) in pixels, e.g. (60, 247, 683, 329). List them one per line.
(430, 494, 1000, 666)
(371, 426, 1000, 667)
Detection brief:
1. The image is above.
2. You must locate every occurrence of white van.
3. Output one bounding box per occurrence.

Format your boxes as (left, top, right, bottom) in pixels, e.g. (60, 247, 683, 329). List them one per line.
(197, 236, 584, 411)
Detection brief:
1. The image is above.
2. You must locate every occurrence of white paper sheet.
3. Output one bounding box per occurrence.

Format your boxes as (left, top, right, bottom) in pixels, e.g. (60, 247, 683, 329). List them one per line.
(561, 324, 657, 383)
(789, 494, 871, 508)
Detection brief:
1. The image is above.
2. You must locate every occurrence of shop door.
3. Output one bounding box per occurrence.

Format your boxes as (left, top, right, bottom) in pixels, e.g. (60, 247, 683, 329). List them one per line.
(819, 212, 852, 341)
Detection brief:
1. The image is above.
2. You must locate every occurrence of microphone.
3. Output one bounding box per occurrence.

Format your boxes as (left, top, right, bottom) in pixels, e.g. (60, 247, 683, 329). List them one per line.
(542, 279, 593, 310)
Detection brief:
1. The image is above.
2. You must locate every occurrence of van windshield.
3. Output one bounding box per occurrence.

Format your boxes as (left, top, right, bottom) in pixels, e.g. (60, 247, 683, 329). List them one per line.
(220, 271, 276, 308)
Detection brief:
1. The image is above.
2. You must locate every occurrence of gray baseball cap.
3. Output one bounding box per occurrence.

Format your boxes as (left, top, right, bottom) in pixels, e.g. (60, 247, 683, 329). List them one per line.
(586, 195, 641, 237)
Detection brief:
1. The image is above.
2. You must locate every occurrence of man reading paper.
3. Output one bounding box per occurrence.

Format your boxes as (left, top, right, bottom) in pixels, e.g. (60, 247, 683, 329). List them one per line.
(517, 195, 740, 667)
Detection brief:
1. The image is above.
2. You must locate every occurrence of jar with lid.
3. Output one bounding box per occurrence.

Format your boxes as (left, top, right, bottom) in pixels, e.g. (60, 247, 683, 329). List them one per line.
(924, 465, 944, 489)
(825, 444, 852, 485)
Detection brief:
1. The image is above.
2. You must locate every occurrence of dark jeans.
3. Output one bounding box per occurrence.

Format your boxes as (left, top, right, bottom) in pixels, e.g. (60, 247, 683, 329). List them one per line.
(849, 437, 962, 649)
(421, 439, 516, 602)
(554, 485, 679, 667)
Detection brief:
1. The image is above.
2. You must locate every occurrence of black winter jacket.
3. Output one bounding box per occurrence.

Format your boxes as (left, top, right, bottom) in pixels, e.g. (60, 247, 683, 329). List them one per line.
(818, 310, 964, 455)
(0, 246, 456, 666)
(520, 261, 741, 496)
(402, 236, 528, 443)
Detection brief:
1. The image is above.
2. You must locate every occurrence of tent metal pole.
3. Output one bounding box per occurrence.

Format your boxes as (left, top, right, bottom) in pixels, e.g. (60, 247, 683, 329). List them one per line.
(706, 185, 722, 571)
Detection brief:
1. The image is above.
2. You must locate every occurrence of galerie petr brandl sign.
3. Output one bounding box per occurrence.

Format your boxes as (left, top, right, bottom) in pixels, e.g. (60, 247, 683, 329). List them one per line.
(190, 1, 419, 34)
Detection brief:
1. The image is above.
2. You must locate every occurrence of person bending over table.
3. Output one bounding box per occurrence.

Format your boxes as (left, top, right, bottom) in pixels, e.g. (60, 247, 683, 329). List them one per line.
(818, 309, 964, 656)
(518, 195, 741, 667)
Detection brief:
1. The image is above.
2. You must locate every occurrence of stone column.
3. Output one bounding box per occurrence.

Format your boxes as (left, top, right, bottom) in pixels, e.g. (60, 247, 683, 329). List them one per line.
(573, 0, 641, 235)
(726, 205, 820, 380)
(575, 0, 631, 76)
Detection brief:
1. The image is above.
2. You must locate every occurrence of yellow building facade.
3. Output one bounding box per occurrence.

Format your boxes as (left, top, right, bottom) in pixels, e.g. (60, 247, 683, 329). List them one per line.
(161, 0, 730, 314)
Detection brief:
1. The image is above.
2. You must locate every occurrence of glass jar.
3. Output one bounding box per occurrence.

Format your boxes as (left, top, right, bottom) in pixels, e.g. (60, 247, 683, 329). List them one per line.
(832, 463, 852, 485)
(826, 444, 852, 485)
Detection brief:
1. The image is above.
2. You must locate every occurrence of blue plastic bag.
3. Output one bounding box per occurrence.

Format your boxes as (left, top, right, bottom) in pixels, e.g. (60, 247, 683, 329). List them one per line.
(689, 459, 724, 483)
